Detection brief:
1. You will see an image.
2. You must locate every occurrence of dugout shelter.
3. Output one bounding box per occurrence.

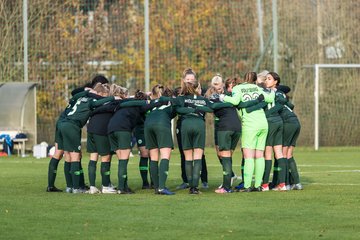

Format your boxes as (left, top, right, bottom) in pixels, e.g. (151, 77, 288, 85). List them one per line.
(0, 82, 37, 154)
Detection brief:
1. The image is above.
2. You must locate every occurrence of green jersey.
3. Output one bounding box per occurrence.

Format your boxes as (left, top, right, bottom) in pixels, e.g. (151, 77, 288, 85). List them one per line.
(175, 95, 211, 121)
(264, 90, 283, 123)
(224, 83, 274, 130)
(145, 100, 176, 128)
(65, 92, 114, 127)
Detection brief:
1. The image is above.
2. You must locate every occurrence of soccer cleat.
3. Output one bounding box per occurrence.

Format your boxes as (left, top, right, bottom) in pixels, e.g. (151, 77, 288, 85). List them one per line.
(65, 187, 73, 193)
(46, 186, 63, 192)
(286, 185, 291, 191)
(217, 184, 223, 189)
(142, 183, 151, 189)
(176, 182, 189, 190)
(72, 188, 84, 194)
(240, 187, 252, 192)
(189, 187, 201, 194)
(87, 186, 100, 194)
(201, 182, 209, 189)
(252, 187, 262, 192)
(261, 183, 269, 192)
(234, 182, 244, 191)
(158, 188, 175, 195)
(215, 187, 233, 194)
(272, 183, 287, 191)
(291, 183, 303, 190)
(101, 186, 117, 194)
(124, 187, 135, 194)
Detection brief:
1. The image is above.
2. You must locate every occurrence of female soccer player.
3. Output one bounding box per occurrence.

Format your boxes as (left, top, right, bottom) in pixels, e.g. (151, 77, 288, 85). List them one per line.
(174, 68, 213, 194)
(46, 75, 108, 193)
(276, 84, 303, 190)
(176, 70, 209, 190)
(57, 84, 116, 193)
(262, 72, 287, 191)
(86, 84, 128, 194)
(205, 74, 238, 190)
(221, 72, 274, 192)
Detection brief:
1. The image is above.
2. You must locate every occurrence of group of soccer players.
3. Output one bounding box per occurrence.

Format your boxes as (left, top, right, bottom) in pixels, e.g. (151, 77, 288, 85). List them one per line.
(46, 67, 302, 195)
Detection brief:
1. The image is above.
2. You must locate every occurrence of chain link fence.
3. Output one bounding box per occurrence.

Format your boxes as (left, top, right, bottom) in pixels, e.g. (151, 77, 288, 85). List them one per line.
(1, 0, 359, 146)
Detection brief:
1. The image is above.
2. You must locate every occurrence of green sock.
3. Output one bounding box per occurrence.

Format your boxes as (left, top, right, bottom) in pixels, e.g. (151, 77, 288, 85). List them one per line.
(100, 162, 111, 187)
(218, 156, 223, 165)
(139, 157, 149, 185)
(48, 158, 60, 187)
(71, 162, 81, 189)
(149, 160, 159, 188)
(272, 158, 279, 185)
(277, 158, 286, 184)
(159, 159, 169, 189)
(64, 161, 72, 188)
(285, 158, 290, 185)
(222, 157, 232, 189)
(254, 157, 265, 188)
(193, 159, 202, 188)
(288, 157, 300, 184)
(118, 159, 128, 191)
(79, 162, 85, 188)
(185, 161, 194, 187)
(88, 160, 97, 186)
(244, 158, 254, 189)
(263, 160, 272, 184)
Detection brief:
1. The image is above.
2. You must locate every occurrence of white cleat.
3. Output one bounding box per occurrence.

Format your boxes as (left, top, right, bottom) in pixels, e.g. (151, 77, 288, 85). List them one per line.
(291, 183, 303, 190)
(87, 186, 100, 194)
(102, 186, 117, 194)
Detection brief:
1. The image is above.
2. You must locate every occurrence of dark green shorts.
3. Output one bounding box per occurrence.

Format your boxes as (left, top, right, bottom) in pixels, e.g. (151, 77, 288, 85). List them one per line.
(87, 132, 111, 156)
(283, 121, 301, 147)
(217, 131, 241, 151)
(181, 118, 205, 150)
(144, 124, 173, 150)
(134, 125, 146, 147)
(266, 120, 283, 146)
(109, 131, 132, 151)
(58, 121, 82, 152)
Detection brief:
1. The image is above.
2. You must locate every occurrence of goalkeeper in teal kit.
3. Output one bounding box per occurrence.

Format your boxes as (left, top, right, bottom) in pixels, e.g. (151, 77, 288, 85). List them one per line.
(220, 72, 275, 191)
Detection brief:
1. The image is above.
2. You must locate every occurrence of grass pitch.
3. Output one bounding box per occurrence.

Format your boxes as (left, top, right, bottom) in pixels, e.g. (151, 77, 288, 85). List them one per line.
(0, 147, 360, 239)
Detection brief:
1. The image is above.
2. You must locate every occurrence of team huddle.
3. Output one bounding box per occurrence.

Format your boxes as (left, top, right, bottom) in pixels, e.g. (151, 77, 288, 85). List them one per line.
(46, 68, 302, 195)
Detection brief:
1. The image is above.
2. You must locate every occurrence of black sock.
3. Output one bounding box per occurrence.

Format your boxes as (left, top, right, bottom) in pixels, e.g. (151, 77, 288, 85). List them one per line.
(100, 162, 111, 187)
(139, 157, 149, 185)
(288, 157, 300, 184)
(149, 160, 159, 189)
(64, 161, 72, 188)
(185, 161, 193, 187)
(159, 159, 169, 189)
(263, 160, 272, 184)
(48, 158, 60, 188)
(222, 157, 232, 189)
(71, 162, 81, 189)
(118, 159, 128, 191)
(193, 159, 202, 188)
(88, 160, 97, 186)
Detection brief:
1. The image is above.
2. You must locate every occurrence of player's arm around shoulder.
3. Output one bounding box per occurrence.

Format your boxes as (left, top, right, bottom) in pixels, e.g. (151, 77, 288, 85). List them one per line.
(259, 86, 275, 103)
(223, 85, 242, 105)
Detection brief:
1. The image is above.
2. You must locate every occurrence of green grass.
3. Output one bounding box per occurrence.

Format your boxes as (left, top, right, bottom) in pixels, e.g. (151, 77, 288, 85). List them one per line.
(1, 147, 360, 239)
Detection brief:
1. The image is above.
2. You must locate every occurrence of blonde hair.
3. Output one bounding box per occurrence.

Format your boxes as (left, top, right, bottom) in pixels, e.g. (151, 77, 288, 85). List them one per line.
(211, 74, 223, 87)
(93, 83, 110, 96)
(109, 84, 128, 99)
(257, 70, 269, 84)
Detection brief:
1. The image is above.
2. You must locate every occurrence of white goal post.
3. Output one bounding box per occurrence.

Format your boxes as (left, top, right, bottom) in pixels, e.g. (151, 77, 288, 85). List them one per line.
(305, 64, 360, 150)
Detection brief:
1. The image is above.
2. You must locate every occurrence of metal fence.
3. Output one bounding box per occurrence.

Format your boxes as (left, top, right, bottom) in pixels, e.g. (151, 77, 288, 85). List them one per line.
(1, 0, 359, 147)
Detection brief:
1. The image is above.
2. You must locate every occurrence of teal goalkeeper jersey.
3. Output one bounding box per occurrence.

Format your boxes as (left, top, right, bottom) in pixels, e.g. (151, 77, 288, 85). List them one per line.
(224, 83, 275, 130)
